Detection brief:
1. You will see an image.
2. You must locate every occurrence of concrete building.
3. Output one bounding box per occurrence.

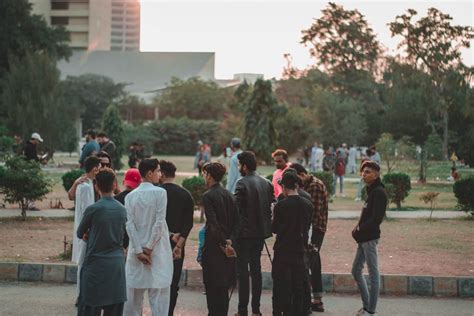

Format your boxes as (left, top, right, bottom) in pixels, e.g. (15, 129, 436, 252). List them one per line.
(29, 0, 140, 51)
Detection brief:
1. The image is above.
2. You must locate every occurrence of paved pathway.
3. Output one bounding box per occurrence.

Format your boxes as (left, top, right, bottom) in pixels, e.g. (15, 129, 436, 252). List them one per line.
(0, 208, 467, 219)
(0, 282, 472, 315)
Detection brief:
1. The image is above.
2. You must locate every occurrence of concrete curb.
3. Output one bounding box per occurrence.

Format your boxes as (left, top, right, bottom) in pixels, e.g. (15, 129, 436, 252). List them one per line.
(1, 262, 472, 297)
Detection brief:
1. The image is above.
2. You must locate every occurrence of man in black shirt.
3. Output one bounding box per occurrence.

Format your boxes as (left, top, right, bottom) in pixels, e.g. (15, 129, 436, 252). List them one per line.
(23, 132, 43, 162)
(158, 160, 194, 316)
(272, 171, 313, 316)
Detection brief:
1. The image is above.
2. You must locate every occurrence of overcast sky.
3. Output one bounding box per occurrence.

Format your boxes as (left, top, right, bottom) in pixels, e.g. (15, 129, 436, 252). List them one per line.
(140, 0, 473, 79)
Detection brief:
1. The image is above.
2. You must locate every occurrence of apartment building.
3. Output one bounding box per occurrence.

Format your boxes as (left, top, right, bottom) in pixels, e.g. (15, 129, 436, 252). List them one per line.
(30, 0, 140, 51)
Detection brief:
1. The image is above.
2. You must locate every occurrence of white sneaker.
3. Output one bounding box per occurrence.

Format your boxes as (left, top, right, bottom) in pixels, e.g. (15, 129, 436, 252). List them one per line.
(356, 308, 374, 315)
(355, 197, 361, 201)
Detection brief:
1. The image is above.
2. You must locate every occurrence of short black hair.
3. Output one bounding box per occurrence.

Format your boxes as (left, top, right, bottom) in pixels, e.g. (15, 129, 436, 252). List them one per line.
(272, 149, 288, 162)
(97, 132, 107, 138)
(279, 170, 299, 190)
(202, 162, 226, 182)
(95, 169, 116, 193)
(159, 160, 177, 178)
(289, 162, 308, 175)
(84, 156, 101, 173)
(138, 158, 159, 178)
(86, 129, 97, 139)
(237, 151, 257, 172)
(231, 137, 241, 149)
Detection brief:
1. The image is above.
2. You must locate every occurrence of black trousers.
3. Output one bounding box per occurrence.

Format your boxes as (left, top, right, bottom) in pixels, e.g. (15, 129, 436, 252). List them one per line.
(272, 258, 306, 316)
(310, 232, 325, 296)
(205, 285, 230, 316)
(169, 246, 185, 316)
(77, 302, 124, 316)
(236, 238, 264, 314)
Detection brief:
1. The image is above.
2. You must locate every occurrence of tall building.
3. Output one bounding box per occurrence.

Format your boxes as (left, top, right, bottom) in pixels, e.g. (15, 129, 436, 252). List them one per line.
(29, 0, 140, 51)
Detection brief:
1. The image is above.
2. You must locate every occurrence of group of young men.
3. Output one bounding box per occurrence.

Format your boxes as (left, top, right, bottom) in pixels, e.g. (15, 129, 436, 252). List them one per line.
(71, 140, 387, 316)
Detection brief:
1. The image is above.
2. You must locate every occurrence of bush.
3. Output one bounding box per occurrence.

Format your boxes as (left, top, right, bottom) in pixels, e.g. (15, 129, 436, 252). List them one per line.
(311, 171, 335, 196)
(61, 168, 84, 192)
(383, 172, 411, 209)
(182, 176, 206, 207)
(453, 176, 474, 216)
(0, 157, 52, 220)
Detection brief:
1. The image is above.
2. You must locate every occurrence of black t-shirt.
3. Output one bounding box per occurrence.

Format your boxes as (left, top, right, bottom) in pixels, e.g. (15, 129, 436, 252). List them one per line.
(272, 195, 312, 261)
(114, 189, 131, 205)
(160, 183, 194, 238)
(23, 140, 38, 161)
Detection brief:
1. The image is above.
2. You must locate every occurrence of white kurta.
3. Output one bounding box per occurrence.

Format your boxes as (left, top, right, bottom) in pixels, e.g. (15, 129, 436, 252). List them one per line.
(71, 179, 95, 264)
(125, 182, 173, 289)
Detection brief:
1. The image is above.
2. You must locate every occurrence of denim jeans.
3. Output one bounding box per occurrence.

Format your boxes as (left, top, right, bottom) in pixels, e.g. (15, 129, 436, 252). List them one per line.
(236, 238, 265, 315)
(351, 239, 380, 314)
(333, 175, 344, 194)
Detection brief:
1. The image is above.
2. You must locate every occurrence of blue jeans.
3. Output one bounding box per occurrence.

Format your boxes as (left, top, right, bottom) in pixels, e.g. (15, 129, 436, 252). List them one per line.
(333, 175, 344, 194)
(351, 239, 380, 314)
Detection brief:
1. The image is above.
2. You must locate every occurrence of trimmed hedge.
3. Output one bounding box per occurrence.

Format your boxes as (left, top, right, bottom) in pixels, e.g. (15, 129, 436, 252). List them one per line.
(61, 169, 84, 192)
(453, 176, 474, 216)
(383, 172, 411, 209)
(182, 176, 206, 207)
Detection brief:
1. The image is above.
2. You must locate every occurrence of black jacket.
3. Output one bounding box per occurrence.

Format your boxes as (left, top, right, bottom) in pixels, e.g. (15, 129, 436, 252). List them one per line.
(202, 183, 240, 287)
(352, 178, 387, 243)
(23, 140, 38, 162)
(234, 171, 274, 239)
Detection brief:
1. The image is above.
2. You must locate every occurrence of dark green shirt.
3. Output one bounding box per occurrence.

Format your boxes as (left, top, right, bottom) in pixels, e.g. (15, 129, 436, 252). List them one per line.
(77, 196, 127, 307)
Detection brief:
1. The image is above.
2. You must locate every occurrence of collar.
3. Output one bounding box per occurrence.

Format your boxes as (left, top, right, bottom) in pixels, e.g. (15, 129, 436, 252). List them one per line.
(367, 178, 382, 192)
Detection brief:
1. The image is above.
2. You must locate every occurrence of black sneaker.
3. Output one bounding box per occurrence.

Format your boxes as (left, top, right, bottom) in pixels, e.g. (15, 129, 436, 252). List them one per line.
(312, 302, 325, 312)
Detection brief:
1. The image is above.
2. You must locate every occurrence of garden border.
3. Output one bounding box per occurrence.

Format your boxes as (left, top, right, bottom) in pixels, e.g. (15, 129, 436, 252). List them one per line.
(0, 262, 472, 297)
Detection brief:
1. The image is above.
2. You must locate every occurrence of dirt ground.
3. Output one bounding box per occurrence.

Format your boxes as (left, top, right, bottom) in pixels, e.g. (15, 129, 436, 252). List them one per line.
(0, 217, 472, 276)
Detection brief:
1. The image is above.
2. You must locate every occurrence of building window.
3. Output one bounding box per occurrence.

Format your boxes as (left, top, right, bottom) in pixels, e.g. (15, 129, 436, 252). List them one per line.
(51, 2, 69, 10)
(112, 9, 124, 14)
(51, 17, 69, 26)
(111, 39, 123, 44)
(111, 46, 123, 51)
(112, 17, 123, 22)
(112, 31, 123, 36)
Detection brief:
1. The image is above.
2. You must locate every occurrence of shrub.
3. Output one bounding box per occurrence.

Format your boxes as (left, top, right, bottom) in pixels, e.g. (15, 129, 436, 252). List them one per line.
(383, 172, 411, 209)
(182, 176, 206, 207)
(453, 176, 474, 216)
(311, 171, 335, 196)
(420, 192, 440, 220)
(0, 157, 52, 220)
(61, 168, 84, 192)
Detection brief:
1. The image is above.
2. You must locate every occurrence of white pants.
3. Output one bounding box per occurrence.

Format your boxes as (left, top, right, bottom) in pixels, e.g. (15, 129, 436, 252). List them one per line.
(124, 287, 170, 316)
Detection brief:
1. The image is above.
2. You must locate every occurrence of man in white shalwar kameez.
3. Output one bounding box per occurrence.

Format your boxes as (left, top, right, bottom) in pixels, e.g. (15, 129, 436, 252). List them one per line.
(71, 156, 101, 299)
(124, 159, 173, 316)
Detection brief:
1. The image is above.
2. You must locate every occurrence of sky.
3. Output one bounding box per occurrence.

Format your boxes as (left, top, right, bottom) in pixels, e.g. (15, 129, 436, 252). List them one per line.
(140, 0, 473, 79)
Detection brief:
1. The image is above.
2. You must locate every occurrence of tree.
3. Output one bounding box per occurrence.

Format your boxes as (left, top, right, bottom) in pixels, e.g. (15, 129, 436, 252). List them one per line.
(0, 52, 77, 154)
(154, 77, 229, 120)
(375, 133, 414, 173)
(301, 2, 382, 75)
(0, 0, 70, 77)
(242, 79, 281, 163)
(389, 7, 474, 158)
(0, 156, 52, 220)
(102, 105, 125, 170)
(61, 74, 127, 131)
(275, 106, 316, 154)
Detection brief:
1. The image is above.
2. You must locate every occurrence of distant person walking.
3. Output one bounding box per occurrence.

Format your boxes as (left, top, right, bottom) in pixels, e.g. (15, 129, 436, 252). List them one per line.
(23, 132, 44, 162)
(334, 151, 346, 197)
(348, 145, 358, 174)
(226, 138, 243, 194)
(234, 151, 274, 316)
(79, 130, 100, 168)
(352, 161, 387, 316)
(97, 132, 116, 164)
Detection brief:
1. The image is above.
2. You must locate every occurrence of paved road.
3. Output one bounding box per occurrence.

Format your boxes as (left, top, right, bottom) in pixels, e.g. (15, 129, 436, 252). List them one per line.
(0, 208, 467, 219)
(0, 282, 472, 315)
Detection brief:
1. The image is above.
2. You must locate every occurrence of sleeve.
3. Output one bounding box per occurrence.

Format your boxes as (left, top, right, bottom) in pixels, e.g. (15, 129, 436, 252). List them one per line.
(234, 179, 246, 215)
(203, 193, 227, 247)
(79, 143, 90, 165)
(145, 190, 167, 249)
(358, 189, 387, 232)
(77, 206, 93, 239)
(179, 193, 194, 238)
(230, 195, 241, 243)
(271, 203, 282, 234)
(125, 194, 144, 254)
(74, 185, 88, 225)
